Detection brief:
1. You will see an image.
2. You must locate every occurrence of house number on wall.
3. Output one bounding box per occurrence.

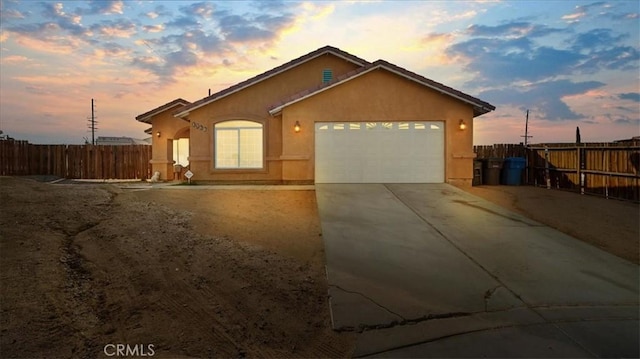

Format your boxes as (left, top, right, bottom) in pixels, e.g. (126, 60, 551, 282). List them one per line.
(192, 122, 207, 132)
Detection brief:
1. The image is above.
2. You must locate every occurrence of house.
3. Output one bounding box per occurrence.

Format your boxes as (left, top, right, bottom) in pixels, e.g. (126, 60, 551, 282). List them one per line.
(95, 136, 151, 146)
(135, 45, 495, 185)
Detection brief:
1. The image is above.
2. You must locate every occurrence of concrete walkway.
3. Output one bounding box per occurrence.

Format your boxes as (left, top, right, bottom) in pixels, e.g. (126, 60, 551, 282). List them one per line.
(315, 184, 639, 357)
(117, 183, 315, 191)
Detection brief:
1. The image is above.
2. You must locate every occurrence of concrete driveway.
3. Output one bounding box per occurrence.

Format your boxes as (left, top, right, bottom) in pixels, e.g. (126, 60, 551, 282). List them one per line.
(315, 184, 639, 357)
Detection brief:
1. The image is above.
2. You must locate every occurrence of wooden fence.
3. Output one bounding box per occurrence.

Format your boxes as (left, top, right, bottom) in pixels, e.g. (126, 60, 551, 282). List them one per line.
(0, 140, 152, 180)
(474, 142, 640, 201)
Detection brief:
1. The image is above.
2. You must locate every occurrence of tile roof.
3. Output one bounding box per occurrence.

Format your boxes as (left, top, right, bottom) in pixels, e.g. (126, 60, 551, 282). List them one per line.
(269, 59, 496, 117)
(173, 45, 370, 118)
(135, 98, 191, 124)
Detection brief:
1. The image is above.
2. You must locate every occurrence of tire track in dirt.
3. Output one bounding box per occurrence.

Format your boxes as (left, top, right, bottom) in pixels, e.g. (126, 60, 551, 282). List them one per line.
(1, 178, 116, 358)
(2, 178, 354, 358)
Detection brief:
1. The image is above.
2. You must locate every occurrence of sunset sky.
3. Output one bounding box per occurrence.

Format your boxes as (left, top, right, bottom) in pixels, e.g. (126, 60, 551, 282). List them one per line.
(1, 0, 638, 145)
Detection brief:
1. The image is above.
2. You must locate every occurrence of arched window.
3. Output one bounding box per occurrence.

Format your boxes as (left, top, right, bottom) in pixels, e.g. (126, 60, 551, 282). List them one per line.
(214, 120, 263, 169)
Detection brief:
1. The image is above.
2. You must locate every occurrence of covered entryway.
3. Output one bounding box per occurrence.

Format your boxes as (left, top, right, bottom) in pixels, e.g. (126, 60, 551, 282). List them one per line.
(314, 121, 444, 183)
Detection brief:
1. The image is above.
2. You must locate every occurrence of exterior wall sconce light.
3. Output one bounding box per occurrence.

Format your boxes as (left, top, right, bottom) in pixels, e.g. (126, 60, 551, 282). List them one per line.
(294, 121, 301, 133)
(156, 131, 161, 137)
(458, 120, 467, 131)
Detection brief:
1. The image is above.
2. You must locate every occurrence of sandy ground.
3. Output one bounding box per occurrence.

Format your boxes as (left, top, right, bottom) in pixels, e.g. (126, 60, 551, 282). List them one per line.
(462, 185, 639, 264)
(1, 177, 637, 359)
(0, 177, 354, 358)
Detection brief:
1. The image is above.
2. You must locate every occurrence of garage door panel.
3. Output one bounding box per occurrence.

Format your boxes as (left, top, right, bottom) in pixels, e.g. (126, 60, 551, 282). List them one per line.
(315, 121, 444, 183)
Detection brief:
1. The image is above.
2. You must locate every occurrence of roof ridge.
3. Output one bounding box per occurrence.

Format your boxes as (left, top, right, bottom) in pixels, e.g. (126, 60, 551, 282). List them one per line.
(135, 98, 191, 123)
(269, 58, 495, 117)
(373, 59, 495, 110)
(173, 45, 370, 117)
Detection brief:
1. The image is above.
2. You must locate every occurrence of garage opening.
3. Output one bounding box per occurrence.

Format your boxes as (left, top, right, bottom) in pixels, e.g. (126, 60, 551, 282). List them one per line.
(315, 121, 444, 183)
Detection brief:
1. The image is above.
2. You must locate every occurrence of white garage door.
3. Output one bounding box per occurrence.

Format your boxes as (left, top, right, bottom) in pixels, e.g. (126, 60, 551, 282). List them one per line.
(315, 121, 444, 183)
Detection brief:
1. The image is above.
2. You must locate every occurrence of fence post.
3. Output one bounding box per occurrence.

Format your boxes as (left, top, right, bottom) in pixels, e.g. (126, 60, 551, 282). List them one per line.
(525, 146, 529, 185)
(577, 146, 582, 195)
(544, 146, 551, 189)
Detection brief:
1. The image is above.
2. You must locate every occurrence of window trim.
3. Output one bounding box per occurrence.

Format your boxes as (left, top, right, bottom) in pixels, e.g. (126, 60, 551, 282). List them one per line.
(213, 120, 265, 171)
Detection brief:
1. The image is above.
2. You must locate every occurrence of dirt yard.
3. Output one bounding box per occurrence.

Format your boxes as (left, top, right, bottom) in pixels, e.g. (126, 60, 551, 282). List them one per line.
(462, 185, 639, 264)
(2, 178, 637, 358)
(0, 177, 354, 358)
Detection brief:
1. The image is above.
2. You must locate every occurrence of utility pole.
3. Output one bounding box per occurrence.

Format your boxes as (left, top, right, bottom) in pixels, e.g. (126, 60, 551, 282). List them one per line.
(521, 109, 532, 146)
(87, 99, 98, 145)
(521, 109, 533, 185)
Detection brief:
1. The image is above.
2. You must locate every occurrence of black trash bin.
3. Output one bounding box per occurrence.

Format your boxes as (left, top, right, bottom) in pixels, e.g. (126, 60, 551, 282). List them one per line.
(501, 157, 526, 185)
(473, 160, 483, 186)
(482, 158, 504, 185)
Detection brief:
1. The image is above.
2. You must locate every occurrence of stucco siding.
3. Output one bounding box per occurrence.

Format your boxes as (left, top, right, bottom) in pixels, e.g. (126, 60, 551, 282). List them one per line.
(149, 110, 190, 180)
(279, 69, 475, 183)
(140, 50, 486, 184)
(183, 54, 361, 181)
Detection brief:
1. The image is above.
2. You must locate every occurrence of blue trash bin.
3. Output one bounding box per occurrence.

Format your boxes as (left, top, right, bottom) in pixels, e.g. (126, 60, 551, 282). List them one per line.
(501, 157, 526, 185)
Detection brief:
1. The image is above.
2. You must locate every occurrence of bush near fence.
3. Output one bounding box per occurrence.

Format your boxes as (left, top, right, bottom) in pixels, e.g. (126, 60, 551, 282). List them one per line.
(473, 142, 640, 202)
(0, 139, 152, 180)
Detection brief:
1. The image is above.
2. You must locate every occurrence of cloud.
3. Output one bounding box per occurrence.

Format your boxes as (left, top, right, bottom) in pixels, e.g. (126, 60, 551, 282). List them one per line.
(166, 50, 198, 68)
(612, 117, 640, 126)
(147, 29, 225, 55)
(299, 2, 335, 20)
(25, 85, 52, 95)
(165, 16, 200, 29)
(130, 46, 200, 81)
(130, 27, 228, 80)
(1, 8, 25, 20)
(561, 1, 606, 23)
(76, 0, 124, 15)
(93, 42, 131, 59)
(218, 12, 295, 43)
(90, 19, 137, 38)
(142, 5, 172, 20)
(577, 45, 639, 73)
(164, 2, 215, 28)
(618, 93, 640, 102)
(611, 12, 639, 20)
(143, 24, 165, 33)
(152, 5, 172, 18)
(40, 2, 87, 37)
(131, 56, 167, 78)
(9, 28, 86, 54)
(567, 28, 639, 73)
(185, 30, 225, 53)
(419, 32, 458, 65)
(179, 2, 215, 19)
(448, 36, 583, 86)
(253, 0, 290, 12)
(570, 28, 627, 50)
(444, 13, 638, 129)
(466, 22, 564, 38)
(1, 55, 29, 65)
(421, 32, 455, 47)
(5, 1, 298, 84)
(446, 20, 636, 86)
(479, 79, 606, 121)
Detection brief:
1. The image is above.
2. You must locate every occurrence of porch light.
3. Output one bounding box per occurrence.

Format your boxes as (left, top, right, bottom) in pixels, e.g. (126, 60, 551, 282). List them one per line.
(458, 120, 467, 131)
(294, 121, 301, 133)
(156, 131, 161, 137)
